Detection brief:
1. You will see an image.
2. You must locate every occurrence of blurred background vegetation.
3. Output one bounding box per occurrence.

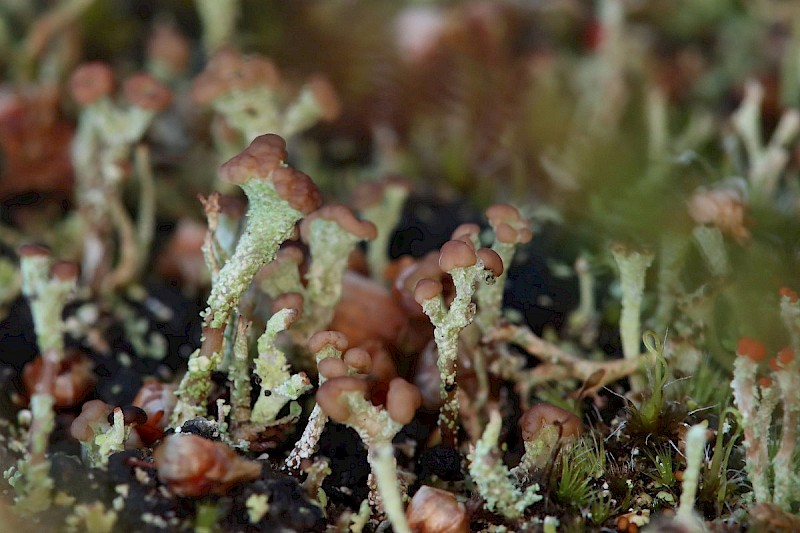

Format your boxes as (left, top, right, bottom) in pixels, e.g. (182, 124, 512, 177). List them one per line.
(2, 0, 799, 366)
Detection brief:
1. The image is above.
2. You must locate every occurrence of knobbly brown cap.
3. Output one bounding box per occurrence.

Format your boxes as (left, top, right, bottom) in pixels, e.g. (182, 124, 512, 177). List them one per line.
(260, 246, 305, 280)
(17, 243, 50, 257)
(519, 403, 583, 442)
(394, 251, 443, 316)
(300, 205, 377, 243)
(51, 261, 79, 281)
(316, 376, 369, 423)
(70, 62, 114, 106)
(438, 240, 477, 272)
(318, 357, 348, 380)
(123, 73, 172, 111)
(218, 133, 288, 186)
(350, 176, 411, 210)
(308, 75, 341, 121)
(476, 248, 503, 277)
(270, 167, 323, 214)
(191, 48, 280, 104)
(485, 204, 532, 244)
(414, 278, 444, 305)
(271, 292, 304, 316)
(308, 330, 349, 355)
(147, 23, 190, 75)
(70, 399, 113, 441)
(451, 223, 481, 243)
(343, 347, 372, 374)
(385, 377, 422, 425)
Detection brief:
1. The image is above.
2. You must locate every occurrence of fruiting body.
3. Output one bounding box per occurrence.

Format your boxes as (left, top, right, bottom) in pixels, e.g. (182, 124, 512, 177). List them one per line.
(518, 403, 584, 472)
(414, 279, 444, 305)
(69, 63, 114, 106)
(316, 376, 370, 424)
(737, 337, 767, 362)
(330, 272, 409, 347)
(519, 403, 584, 442)
(132, 380, 177, 445)
(70, 400, 113, 442)
(343, 347, 372, 374)
(687, 179, 749, 242)
(309, 330, 349, 355)
(175, 133, 321, 425)
(318, 357, 348, 379)
(438, 240, 477, 272)
(300, 205, 378, 242)
(485, 204, 533, 245)
(217, 133, 288, 186)
(153, 434, 262, 498)
(476, 248, 503, 277)
(406, 486, 469, 533)
(315, 373, 422, 533)
(385, 377, 423, 425)
(22, 350, 94, 408)
(123, 74, 172, 111)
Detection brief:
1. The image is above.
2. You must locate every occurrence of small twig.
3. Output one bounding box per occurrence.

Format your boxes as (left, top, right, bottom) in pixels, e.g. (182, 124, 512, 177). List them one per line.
(101, 194, 138, 293)
(18, 0, 96, 81)
(486, 323, 645, 394)
(198, 193, 223, 281)
(134, 145, 156, 273)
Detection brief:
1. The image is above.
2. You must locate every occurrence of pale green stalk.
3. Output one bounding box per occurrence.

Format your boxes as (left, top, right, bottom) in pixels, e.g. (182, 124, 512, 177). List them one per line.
(468, 411, 541, 519)
(611, 244, 653, 392)
(251, 309, 311, 425)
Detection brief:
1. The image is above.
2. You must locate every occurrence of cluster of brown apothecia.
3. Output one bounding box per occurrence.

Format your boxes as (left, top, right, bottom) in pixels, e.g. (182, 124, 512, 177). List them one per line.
(8, 3, 800, 533)
(0, 107, 708, 532)
(8, 120, 614, 532)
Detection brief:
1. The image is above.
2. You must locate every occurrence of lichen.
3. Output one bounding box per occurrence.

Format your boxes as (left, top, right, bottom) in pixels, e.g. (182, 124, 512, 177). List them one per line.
(246, 493, 270, 523)
(468, 411, 542, 519)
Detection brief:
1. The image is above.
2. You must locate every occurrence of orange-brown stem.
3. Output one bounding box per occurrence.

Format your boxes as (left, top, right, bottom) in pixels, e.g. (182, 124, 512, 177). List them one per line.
(200, 326, 225, 358)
